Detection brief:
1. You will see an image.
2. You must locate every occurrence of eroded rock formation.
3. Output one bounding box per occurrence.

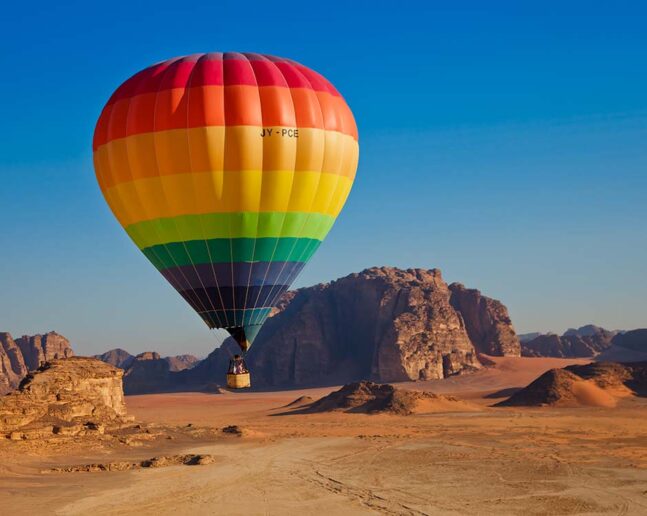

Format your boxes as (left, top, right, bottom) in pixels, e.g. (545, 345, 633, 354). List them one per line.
(448, 283, 521, 356)
(248, 267, 497, 387)
(0, 357, 128, 438)
(0, 333, 28, 394)
(15, 332, 74, 371)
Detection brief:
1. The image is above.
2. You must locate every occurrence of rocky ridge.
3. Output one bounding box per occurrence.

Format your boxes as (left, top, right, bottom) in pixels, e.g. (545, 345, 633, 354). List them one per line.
(521, 325, 617, 358)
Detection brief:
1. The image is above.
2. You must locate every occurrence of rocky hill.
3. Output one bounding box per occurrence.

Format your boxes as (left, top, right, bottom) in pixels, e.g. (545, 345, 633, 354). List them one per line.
(0, 332, 73, 394)
(497, 362, 647, 408)
(521, 325, 617, 358)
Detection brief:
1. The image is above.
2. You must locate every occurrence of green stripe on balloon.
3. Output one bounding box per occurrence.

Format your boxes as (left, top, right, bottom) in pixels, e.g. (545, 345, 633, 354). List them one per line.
(142, 237, 322, 270)
(126, 212, 336, 249)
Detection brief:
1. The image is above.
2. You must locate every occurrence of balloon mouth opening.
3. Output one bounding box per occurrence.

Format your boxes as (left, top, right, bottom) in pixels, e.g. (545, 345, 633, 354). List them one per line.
(228, 327, 250, 353)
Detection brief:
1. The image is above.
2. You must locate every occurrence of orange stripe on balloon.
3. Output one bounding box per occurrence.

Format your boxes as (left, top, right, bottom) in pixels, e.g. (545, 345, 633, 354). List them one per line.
(93, 87, 356, 149)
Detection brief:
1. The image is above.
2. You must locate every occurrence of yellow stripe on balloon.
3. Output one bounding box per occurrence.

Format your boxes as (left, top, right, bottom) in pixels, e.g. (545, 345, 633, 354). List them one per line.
(103, 170, 354, 226)
(94, 127, 358, 189)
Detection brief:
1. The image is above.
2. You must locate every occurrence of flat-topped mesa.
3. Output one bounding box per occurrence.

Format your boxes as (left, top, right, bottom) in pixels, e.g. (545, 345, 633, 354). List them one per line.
(0, 357, 128, 437)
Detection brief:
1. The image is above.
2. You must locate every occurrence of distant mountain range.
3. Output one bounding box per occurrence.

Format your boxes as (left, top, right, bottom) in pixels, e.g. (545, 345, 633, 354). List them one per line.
(520, 326, 647, 361)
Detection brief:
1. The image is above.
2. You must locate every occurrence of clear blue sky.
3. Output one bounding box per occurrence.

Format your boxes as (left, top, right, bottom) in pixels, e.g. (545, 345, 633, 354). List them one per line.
(1, 1, 645, 356)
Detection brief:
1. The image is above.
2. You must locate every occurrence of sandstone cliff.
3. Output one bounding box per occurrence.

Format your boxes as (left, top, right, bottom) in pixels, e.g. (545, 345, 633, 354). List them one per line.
(448, 283, 520, 356)
(0, 357, 127, 438)
(246, 267, 485, 386)
(0, 331, 74, 394)
(0, 333, 28, 395)
(15, 332, 74, 370)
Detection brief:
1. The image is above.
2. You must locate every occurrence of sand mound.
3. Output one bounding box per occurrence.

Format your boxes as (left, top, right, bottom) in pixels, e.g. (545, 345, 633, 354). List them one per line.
(284, 396, 314, 408)
(497, 362, 646, 407)
(305, 381, 477, 415)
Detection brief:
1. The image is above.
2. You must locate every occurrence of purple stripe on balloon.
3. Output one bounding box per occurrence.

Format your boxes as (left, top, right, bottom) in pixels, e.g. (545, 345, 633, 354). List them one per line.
(160, 261, 306, 290)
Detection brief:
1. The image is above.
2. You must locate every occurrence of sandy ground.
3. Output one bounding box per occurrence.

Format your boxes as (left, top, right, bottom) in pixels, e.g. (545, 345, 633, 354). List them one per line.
(1, 356, 647, 515)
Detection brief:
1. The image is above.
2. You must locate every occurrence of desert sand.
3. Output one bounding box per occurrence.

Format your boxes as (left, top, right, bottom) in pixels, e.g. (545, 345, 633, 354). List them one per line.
(1, 356, 646, 515)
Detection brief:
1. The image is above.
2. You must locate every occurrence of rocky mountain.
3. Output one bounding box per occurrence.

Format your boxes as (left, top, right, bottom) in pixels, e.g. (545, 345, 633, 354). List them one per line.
(119, 267, 520, 393)
(94, 349, 200, 382)
(518, 332, 542, 343)
(94, 348, 135, 369)
(0, 331, 74, 394)
(248, 267, 519, 387)
(165, 354, 200, 371)
(521, 326, 617, 358)
(612, 329, 647, 352)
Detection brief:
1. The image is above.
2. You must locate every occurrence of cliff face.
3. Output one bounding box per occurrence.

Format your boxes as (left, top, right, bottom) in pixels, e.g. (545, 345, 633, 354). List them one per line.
(448, 283, 521, 356)
(0, 333, 28, 395)
(14, 332, 74, 371)
(0, 331, 74, 395)
(247, 267, 501, 387)
(0, 357, 127, 436)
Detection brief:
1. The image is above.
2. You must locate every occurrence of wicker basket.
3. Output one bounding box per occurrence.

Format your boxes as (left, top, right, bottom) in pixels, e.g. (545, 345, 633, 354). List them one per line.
(226, 372, 251, 389)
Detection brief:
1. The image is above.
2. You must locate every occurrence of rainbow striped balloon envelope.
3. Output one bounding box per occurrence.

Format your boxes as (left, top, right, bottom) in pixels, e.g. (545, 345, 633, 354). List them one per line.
(93, 53, 359, 351)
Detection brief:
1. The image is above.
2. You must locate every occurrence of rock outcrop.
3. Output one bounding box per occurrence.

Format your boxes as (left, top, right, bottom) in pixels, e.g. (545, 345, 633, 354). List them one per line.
(448, 283, 521, 356)
(521, 326, 616, 358)
(249, 267, 483, 387)
(0, 331, 74, 394)
(0, 357, 128, 438)
(497, 362, 647, 407)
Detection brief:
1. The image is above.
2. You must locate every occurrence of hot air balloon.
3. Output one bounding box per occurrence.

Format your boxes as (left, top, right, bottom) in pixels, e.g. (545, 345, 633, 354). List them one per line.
(93, 53, 359, 387)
